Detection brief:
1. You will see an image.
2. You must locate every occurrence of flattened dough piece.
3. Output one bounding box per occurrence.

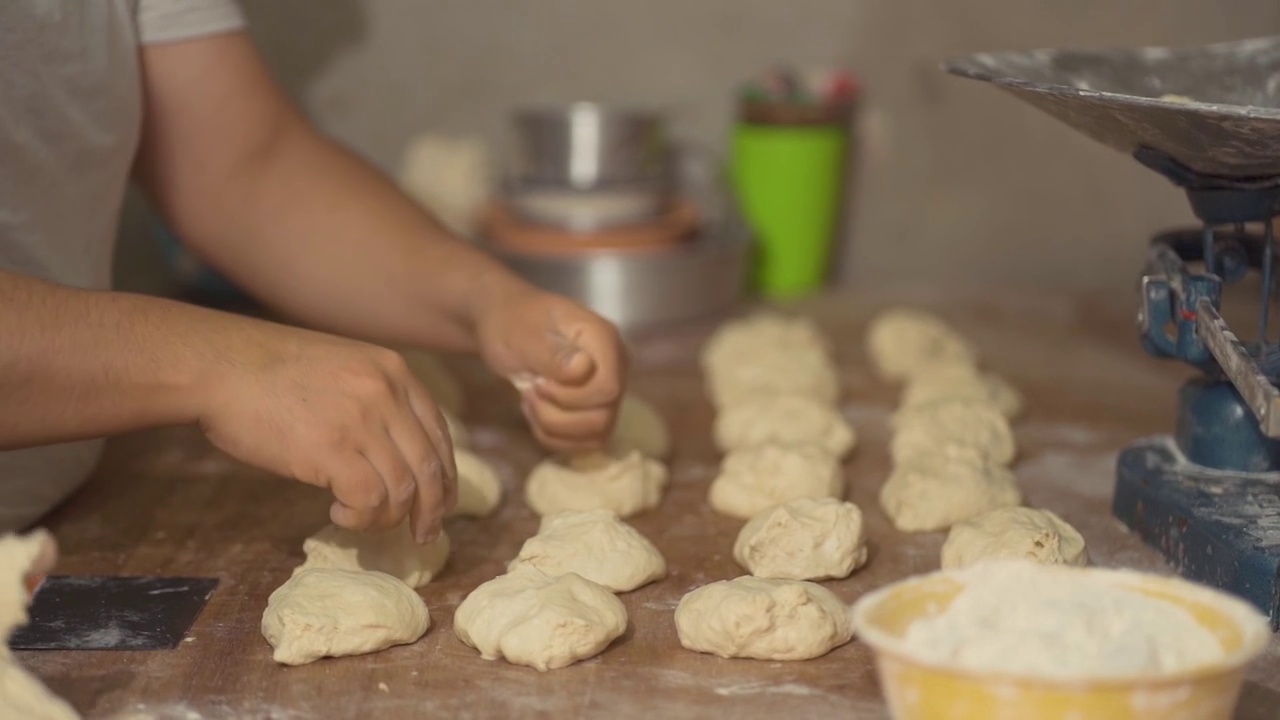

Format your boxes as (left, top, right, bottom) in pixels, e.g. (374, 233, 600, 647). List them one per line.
(866, 307, 977, 382)
(296, 523, 449, 588)
(675, 577, 853, 660)
(892, 399, 1016, 466)
(451, 449, 503, 518)
(453, 567, 627, 671)
(734, 498, 868, 581)
(262, 568, 429, 666)
(0, 530, 80, 720)
(609, 394, 671, 458)
(714, 394, 856, 457)
(901, 363, 1023, 419)
(709, 444, 844, 520)
(701, 312, 831, 373)
(706, 349, 840, 409)
(508, 510, 666, 592)
(941, 506, 1088, 570)
(525, 451, 668, 518)
(880, 449, 1022, 532)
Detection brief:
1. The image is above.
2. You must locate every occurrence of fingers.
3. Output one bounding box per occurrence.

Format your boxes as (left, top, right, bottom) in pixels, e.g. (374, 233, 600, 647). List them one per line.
(327, 453, 392, 532)
(522, 397, 613, 446)
(532, 322, 626, 410)
(392, 381, 455, 542)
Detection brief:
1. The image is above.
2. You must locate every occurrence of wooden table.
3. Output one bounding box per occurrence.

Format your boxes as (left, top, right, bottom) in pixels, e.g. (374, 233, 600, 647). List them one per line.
(19, 290, 1280, 719)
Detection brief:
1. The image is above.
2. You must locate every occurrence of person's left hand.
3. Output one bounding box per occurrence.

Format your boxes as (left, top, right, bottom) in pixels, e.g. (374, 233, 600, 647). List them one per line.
(474, 282, 626, 452)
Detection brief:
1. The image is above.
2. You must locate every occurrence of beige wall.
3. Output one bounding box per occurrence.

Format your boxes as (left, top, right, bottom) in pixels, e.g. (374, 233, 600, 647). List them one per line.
(116, 0, 1280, 293)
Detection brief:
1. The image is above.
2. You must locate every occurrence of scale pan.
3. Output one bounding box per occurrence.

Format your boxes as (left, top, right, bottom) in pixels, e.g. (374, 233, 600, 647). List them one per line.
(944, 36, 1280, 179)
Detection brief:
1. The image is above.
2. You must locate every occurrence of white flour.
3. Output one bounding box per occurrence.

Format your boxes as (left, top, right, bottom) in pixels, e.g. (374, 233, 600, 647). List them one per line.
(901, 562, 1225, 679)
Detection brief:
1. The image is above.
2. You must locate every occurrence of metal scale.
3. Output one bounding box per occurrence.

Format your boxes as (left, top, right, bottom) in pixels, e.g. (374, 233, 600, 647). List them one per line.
(945, 37, 1280, 627)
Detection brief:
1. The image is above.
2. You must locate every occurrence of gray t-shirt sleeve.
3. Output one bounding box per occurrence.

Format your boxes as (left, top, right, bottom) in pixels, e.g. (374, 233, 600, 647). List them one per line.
(136, 0, 246, 45)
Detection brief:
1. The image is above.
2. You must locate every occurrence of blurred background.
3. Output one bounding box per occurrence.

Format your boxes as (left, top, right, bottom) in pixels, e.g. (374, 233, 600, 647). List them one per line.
(114, 0, 1280, 314)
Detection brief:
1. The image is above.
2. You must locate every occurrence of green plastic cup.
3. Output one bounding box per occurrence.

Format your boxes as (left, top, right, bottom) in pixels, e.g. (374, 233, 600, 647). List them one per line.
(730, 116, 848, 299)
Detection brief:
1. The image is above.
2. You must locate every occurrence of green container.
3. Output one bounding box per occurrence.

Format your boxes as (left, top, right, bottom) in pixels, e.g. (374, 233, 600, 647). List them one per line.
(730, 120, 848, 299)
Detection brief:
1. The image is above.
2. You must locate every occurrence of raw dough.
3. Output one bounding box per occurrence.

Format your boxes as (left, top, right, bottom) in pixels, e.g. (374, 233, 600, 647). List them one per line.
(674, 577, 854, 660)
(941, 506, 1087, 570)
(708, 444, 844, 520)
(880, 448, 1022, 532)
(866, 308, 977, 382)
(525, 451, 668, 518)
(450, 449, 503, 518)
(261, 568, 429, 666)
(714, 394, 856, 457)
(507, 510, 666, 592)
(398, 133, 491, 238)
(701, 312, 831, 373)
(705, 350, 840, 409)
(609, 394, 671, 458)
(399, 349, 465, 416)
(900, 364, 1023, 419)
(895, 562, 1233, 679)
(295, 523, 450, 588)
(0, 530, 80, 720)
(453, 566, 627, 671)
(891, 399, 1016, 466)
(733, 498, 868, 581)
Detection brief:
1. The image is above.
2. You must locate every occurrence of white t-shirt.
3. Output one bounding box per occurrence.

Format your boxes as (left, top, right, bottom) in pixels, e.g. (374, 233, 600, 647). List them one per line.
(0, 0, 245, 530)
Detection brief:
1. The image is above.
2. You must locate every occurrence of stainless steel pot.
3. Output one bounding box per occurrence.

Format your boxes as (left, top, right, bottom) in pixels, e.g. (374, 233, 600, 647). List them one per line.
(508, 103, 672, 189)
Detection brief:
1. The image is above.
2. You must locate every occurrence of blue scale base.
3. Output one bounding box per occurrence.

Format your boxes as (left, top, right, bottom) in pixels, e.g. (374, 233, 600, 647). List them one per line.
(1114, 436, 1280, 629)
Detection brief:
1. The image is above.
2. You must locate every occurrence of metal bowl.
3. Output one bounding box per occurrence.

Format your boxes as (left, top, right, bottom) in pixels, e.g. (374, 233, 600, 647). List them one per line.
(508, 103, 672, 189)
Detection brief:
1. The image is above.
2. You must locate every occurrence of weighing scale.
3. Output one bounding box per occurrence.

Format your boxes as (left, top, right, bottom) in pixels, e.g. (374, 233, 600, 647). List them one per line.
(945, 36, 1280, 628)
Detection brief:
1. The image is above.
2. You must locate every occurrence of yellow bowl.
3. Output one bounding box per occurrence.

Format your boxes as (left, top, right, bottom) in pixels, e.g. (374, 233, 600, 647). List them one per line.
(850, 565, 1271, 720)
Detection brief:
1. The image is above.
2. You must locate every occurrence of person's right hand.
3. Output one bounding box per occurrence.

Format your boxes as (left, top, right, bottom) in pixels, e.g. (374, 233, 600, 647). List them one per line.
(197, 323, 457, 543)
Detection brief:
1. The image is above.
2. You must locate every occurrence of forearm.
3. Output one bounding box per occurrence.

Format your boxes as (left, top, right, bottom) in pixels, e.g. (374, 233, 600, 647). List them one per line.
(0, 269, 230, 448)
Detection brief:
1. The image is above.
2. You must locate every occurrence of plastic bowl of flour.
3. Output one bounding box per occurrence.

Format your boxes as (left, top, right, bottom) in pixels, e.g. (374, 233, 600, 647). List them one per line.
(850, 561, 1270, 720)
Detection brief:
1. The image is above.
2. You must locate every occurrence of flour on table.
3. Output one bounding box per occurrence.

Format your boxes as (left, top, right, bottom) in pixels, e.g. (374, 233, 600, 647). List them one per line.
(295, 522, 449, 588)
(899, 561, 1236, 678)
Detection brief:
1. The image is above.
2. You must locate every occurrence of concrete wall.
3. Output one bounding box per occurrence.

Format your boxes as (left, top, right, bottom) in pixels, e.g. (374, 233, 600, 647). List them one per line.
(115, 0, 1280, 293)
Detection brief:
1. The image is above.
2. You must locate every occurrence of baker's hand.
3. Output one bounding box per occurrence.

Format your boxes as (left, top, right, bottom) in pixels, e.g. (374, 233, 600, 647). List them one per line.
(475, 284, 627, 452)
(198, 324, 457, 542)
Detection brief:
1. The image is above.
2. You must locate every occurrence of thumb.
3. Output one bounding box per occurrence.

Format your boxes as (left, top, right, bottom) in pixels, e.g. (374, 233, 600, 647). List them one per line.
(521, 330, 596, 387)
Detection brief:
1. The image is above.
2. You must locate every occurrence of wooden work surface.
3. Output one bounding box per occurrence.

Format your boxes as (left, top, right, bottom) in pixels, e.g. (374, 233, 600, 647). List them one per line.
(19, 290, 1280, 719)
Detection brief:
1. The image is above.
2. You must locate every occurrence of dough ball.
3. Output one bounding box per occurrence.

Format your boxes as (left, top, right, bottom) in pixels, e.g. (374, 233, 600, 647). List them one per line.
(442, 408, 470, 449)
(609, 394, 671, 458)
(453, 567, 627, 671)
(901, 363, 1023, 419)
(891, 399, 1016, 466)
(399, 349, 465, 416)
(733, 498, 868, 581)
(450, 450, 503, 518)
(709, 444, 844, 520)
(525, 451, 668, 518)
(507, 510, 666, 592)
(296, 523, 450, 588)
(866, 308, 977, 382)
(714, 394, 856, 457)
(880, 449, 1022, 532)
(0, 531, 80, 720)
(701, 312, 831, 372)
(674, 577, 853, 660)
(261, 568, 429, 666)
(705, 350, 840, 409)
(941, 506, 1088, 570)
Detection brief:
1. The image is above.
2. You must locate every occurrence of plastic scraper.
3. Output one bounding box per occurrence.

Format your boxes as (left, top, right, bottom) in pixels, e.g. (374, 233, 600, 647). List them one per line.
(10, 576, 218, 650)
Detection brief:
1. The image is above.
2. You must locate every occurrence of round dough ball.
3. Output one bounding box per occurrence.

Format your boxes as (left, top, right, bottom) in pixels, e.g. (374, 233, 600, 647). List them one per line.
(296, 523, 450, 588)
(262, 568, 430, 666)
(609, 394, 671, 458)
(453, 567, 627, 671)
(705, 350, 840, 409)
(714, 394, 856, 457)
(941, 506, 1088, 570)
(674, 577, 853, 660)
(709, 444, 844, 520)
(880, 449, 1022, 532)
(525, 451, 669, 518)
(866, 308, 977, 382)
(507, 510, 666, 592)
(450, 450, 503, 518)
(733, 498, 868, 581)
(891, 399, 1016, 466)
(400, 349, 465, 416)
(0, 531, 79, 720)
(442, 408, 470, 449)
(701, 312, 831, 373)
(901, 364, 1023, 419)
